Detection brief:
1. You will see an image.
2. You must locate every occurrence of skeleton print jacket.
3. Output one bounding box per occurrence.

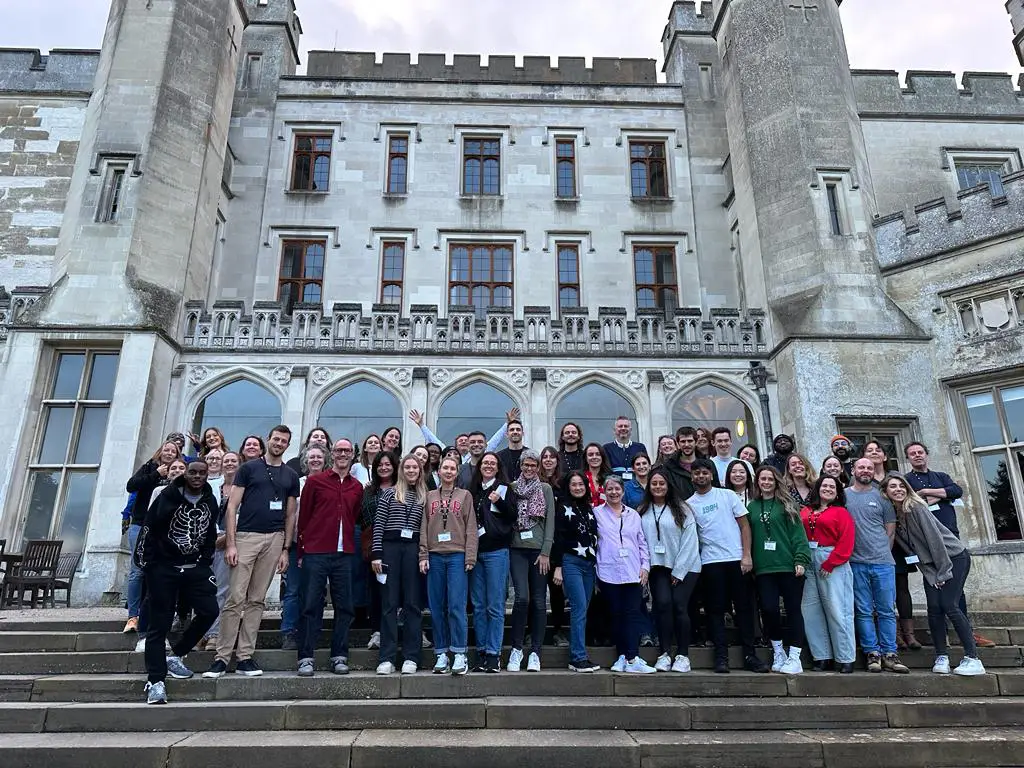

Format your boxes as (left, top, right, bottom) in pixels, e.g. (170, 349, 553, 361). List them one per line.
(134, 478, 218, 570)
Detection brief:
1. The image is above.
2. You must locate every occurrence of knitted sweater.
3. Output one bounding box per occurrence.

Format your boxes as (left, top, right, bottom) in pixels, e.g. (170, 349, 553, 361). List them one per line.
(746, 497, 811, 575)
(419, 486, 478, 567)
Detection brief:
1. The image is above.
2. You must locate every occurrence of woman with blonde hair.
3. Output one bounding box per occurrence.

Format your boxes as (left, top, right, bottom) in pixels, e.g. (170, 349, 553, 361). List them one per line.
(881, 474, 985, 676)
(784, 453, 817, 507)
(371, 454, 429, 675)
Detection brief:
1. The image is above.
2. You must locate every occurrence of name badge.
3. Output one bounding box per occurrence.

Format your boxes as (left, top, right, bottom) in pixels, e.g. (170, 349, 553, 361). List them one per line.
(477, 526, 486, 538)
(928, 504, 941, 513)
(622, 471, 634, 481)
(520, 529, 534, 540)
(270, 500, 283, 511)
(400, 529, 414, 540)
(654, 544, 667, 555)
(437, 531, 452, 543)
(376, 573, 388, 584)
(764, 541, 777, 552)
(808, 541, 819, 549)
(905, 555, 920, 565)
(618, 547, 630, 558)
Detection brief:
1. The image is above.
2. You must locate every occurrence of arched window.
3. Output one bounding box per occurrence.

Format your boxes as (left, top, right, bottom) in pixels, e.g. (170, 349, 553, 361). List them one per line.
(554, 382, 637, 448)
(318, 380, 402, 447)
(193, 379, 282, 453)
(436, 381, 514, 448)
(672, 383, 757, 445)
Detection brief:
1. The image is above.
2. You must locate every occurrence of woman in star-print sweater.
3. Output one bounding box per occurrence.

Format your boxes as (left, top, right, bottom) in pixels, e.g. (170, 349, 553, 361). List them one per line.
(551, 470, 600, 672)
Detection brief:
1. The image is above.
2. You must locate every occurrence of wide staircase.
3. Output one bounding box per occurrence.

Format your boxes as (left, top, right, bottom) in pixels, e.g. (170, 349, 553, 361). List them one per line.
(0, 610, 1022, 767)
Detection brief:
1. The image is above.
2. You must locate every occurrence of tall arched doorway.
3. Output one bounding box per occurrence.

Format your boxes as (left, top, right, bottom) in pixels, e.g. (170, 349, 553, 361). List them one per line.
(193, 379, 282, 453)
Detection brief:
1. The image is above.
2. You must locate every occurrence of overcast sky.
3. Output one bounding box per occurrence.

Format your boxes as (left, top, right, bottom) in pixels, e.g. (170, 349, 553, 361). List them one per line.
(2, 0, 1020, 77)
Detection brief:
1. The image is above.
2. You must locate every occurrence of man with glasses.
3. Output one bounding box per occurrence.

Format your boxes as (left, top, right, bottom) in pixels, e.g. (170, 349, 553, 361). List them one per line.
(294, 438, 364, 676)
(829, 435, 855, 479)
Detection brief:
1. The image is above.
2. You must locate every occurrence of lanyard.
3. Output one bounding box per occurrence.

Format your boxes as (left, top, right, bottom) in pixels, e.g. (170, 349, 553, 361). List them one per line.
(652, 504, 668, 541)
(439, 487, 455, 530)
(759, 499, 773, 541)
(263, 459, 282, 501)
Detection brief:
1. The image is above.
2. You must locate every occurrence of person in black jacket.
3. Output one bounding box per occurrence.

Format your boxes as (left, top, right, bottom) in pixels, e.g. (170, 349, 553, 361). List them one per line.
(136, 460, 219, 705)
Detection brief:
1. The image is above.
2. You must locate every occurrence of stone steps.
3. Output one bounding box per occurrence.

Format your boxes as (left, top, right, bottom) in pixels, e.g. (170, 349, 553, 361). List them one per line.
(1, 727, 1023, 768)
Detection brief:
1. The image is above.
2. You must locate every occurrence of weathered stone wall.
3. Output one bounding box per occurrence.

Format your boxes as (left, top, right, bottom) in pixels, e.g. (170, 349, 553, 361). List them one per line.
(0, 97, 87, 287)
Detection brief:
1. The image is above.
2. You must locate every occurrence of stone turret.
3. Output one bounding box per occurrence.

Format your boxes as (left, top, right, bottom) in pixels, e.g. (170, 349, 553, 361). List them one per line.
(1008, 0, 1024, 66)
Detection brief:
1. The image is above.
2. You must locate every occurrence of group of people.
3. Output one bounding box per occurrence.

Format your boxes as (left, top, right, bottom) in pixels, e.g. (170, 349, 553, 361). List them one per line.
(124, 411, 990, 705)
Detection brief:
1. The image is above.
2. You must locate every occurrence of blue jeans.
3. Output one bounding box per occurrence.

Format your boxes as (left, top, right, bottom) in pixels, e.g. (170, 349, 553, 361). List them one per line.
(428, 552, 469, 654)
(126, 524, 144, 618)
(560, 554, 595, 663)
(280, 547, 301, 636)
(472, 548, 509, 657)
(802, 547, 856, 663)
(851, 561, 897, 655)
(298, 552, 355, 661)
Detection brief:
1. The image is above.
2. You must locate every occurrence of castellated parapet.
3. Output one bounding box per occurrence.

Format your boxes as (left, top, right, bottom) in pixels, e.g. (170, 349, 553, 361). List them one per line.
(853, 70, 1024, 118)
(306, 52, 658, 85)
(874, 170, 1024, 268)
(0, 49, 100, 94)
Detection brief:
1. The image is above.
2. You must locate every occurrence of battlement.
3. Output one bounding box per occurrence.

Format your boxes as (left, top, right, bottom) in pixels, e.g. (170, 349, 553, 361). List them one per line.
(874, 169, 1024, 268)
(305, 52, 659, 85)
(0, 48, 100, 95)
(853, 70, 1024, 118)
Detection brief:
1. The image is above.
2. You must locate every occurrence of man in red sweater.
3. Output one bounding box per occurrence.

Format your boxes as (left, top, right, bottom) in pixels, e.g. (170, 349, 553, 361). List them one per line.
(295, 437, 364, 677)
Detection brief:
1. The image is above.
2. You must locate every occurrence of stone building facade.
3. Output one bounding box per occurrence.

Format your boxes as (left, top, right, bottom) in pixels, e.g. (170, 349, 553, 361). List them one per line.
(0, 0, 1022, 606)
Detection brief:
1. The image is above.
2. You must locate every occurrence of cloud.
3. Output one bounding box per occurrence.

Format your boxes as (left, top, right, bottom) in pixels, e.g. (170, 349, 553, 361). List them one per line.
(0, 0, 1019, 78)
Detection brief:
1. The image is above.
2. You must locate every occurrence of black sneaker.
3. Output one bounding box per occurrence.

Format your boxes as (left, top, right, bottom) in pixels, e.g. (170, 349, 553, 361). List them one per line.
(280, 633, 298, 651)
(744, 654, 769, 673)
(202, 659, 228, 679)
(713, 658, 730, 674)
(472, 652, 488, 673)
(485, 654, 501, 673)
(236, 658, 263, 677)
(569, 658, 600, 673)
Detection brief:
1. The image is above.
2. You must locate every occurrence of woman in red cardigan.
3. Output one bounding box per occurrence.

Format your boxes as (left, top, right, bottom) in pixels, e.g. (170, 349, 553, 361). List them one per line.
(800, 475, 857, 674)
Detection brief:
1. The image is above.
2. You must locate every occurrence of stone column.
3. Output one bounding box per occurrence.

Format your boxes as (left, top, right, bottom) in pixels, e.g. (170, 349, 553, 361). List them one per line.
(530, 368, 550, 449)
(648, 371, 668, 445)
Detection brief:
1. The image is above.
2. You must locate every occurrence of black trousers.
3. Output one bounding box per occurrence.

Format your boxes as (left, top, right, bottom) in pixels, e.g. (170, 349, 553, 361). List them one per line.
(547, 569, 566, 633)
(510, 548, 547, 653)
(602, 581, 643, 660)
(701, 560, 758, 661)
(144, 563, 218, 683)
(755, 571, 805, 648)
(650, 567, 699, 656)
(380, 540, 422, 665)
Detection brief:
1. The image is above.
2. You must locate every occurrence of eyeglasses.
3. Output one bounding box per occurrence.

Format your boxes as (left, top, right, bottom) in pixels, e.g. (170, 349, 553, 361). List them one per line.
(334, 448, 353, 454)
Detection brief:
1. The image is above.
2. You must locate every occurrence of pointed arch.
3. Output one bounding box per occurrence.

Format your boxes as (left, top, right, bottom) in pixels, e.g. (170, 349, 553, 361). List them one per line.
(433, 372, 523, 448)
(552, 374, 641, 449)
(314, 371, 405, 446)
(190, 371, 284, 453)
(669, 373, 760, 447)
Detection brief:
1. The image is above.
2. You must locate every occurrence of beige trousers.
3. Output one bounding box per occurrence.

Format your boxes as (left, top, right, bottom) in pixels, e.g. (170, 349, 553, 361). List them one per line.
(215, 530, 284, 663)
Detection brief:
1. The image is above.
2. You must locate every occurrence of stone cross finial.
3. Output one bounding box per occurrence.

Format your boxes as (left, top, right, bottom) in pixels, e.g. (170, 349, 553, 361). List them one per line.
(787, 0, 819, 21)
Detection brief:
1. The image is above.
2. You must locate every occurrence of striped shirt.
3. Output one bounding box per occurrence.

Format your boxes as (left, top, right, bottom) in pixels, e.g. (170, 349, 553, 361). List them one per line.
(371, 487, 426, 558)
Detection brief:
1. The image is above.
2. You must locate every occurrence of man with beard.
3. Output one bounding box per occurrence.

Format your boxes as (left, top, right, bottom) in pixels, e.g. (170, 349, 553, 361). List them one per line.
(137, 460, 219, 704)
(558, 422, 586, 472)
(830, 435, 855, 478)
(764, 434, 796, 474)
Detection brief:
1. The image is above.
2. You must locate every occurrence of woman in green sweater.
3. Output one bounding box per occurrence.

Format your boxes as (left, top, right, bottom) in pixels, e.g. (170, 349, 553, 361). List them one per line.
(748, 465, 812, 675)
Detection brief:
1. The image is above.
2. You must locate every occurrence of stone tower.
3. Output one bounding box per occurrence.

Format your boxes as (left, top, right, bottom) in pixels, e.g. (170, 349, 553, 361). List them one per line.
(1008, 0, 1024, 65)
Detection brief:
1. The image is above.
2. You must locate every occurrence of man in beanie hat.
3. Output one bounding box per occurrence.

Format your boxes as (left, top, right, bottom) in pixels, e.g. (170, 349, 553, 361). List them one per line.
(764, 434, 796, 474)
(830, 435, 855, 478)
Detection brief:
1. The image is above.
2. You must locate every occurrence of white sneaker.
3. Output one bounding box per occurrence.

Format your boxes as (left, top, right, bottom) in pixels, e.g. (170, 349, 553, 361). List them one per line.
(376, 661, 395, 675)
(507, 648, 524, 672)
(134, 638, 146, 654)
(771, 647, 787, 673)
(654, 653, 672, 672)
(671, 655, 691, 673)
(953, 656, 986, 676)
(625, 657, 657, 674)
(401, 660, 418, 675)
(526, 652, 541, 672)
(433, 654, 450, 674)
(932, 655, 951, 674)
(780, 656, 804, 675)
(611, 654, 627, 673)
(452, 653, 469, 676)
(367, 631, 381, 650)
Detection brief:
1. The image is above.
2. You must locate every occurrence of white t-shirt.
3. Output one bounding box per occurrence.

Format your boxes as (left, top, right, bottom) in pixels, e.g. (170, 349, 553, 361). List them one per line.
(688, 487, 747, 565)
(712, 455, 753, 485)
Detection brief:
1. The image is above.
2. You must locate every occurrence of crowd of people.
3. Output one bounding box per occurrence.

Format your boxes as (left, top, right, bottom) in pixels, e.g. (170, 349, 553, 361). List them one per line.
(123, 412, 991, 704)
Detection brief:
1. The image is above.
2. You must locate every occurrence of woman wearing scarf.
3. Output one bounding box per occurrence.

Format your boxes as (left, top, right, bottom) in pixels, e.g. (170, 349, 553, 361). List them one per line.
(506, 449, 556, 672)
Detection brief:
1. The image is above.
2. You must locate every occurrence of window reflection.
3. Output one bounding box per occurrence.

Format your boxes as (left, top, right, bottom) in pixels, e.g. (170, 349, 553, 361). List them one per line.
(673, 383, 756, 444)
(193, 379, 282, 453)
(555, 383, 636, 448)
(437, 382, 514, 447)
(318, 381, 402, 446)
(979, 452, 1022, 541)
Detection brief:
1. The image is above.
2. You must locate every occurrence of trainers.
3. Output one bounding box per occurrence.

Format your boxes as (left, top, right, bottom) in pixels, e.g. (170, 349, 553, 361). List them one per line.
(421, 632, 432, 649)
(744, 655, 769, 673)
(639, 634, 655, 647)
(401, 660, 418, 675)
(144, 681, 166, 705)
(553, 632, 569, 648)
(165, 655, 194, 680)
(331, 656, 349, 675)
(625, 656, 657, 674)
(611, 655, 627, 673)
(376, 661, 395, 675)
(452, 653, 469, 675)
(297, 658, 315, 677)
(932, 655, 951, 675)
(780, 656, 804, 675)
(654, 653, 672, 672)
(204, 635, 219, 652)
(433, 653, 451, 674)
(527, 652, 541, 672)
(123, 617, 139, 634)
(507, 648, 524, 672)
(771, 647, 787, 673)
(367, 631, 381, 650)
(134, 637, 146, 654)
(866, 652, 883, 673)
(236, 658, 263, 677)
(714, 657, 730, 674)
(671, 655, 691, 673)
(953, 656, 986, 676)
(280, 633, 297, 651)
(882, 653, 909, 674)
(485, 654, 501, 673)
(569, 658, 599, 673)
(202, 659, 228, 679)
(472, 653, 488, 673)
